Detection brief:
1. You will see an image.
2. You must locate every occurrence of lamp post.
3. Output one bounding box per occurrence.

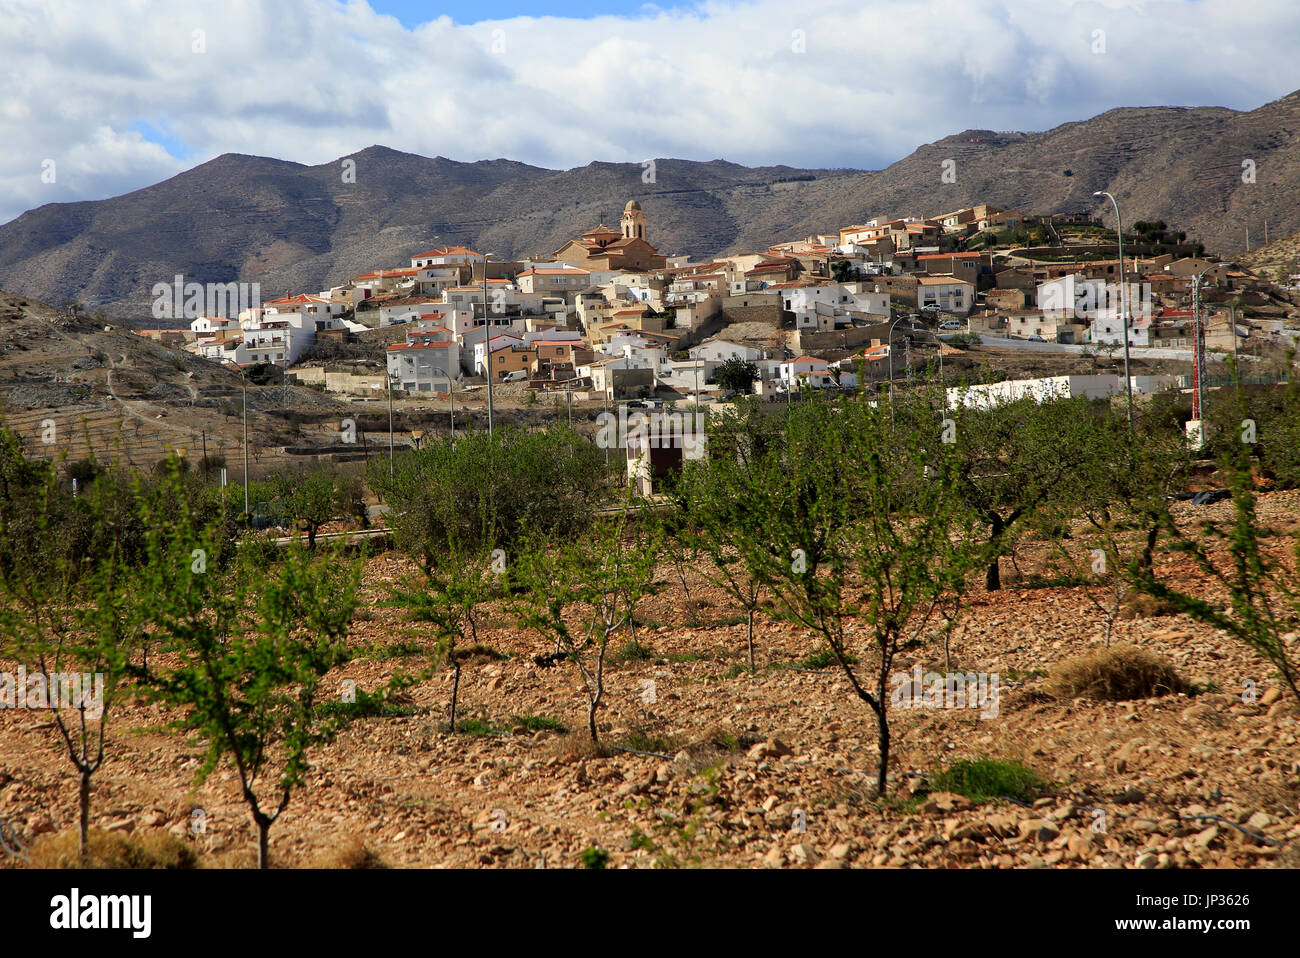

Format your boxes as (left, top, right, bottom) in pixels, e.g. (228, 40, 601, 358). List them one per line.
(886, 315, 908, 404)
(1094, 191, 1134, 430)
(482, 252, 497, 436)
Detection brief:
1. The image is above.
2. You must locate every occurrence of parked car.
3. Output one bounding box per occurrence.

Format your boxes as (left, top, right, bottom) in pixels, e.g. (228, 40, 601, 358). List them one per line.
(920, 303, 943, 313)
(939, 320, 963, 330)
(1027, 334, 1046, 342)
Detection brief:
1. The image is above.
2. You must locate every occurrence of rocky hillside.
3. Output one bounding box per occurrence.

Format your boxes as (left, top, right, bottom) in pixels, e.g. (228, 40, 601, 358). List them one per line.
(1240, 230, 1300, 280)
(3, 90, 1300, 321)
(0, 290, 347, 469)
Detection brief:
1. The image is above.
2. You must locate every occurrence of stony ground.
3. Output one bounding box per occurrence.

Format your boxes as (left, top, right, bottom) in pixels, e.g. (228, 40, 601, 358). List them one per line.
(2, 492, 1299, 870)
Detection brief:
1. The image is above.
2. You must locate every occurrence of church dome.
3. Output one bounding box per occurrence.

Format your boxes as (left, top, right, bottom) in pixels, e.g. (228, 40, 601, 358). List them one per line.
(624, 200, 641, 212)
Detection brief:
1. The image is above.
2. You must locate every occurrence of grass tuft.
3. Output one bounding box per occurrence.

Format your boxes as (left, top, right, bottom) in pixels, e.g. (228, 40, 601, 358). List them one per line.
(929, 759, 1049, 804)
(1047, 645, 1190, 701)
(26, 828, 198, 869)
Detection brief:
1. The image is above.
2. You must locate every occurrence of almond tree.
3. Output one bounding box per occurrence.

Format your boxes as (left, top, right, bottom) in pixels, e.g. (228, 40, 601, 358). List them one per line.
(1130, 426, 1300, 707)
(391, 542, 499, 733)
(509, 503, 660, 744)
(739, 393, 985, 794)
(668, 400, 780, 670)
(1042, 415, 1190, 646)
(0, 444, 144, 865)
(947, 394, 1109, 591)
(136, 490, 361, 869)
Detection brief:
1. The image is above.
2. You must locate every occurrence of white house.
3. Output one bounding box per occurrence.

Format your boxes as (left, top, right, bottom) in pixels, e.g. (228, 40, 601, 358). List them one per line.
(377, 299, 445, 328)
(779, 283, 860, 328)
(190, 316, 236, 335)
(689, 340, 763, 364)
(387, 341, 460, 391)
(916, 276, 973, 313)
(443, 282, 545, 317)
(409, 246, 484, 269)
(778, 355, 830, 388)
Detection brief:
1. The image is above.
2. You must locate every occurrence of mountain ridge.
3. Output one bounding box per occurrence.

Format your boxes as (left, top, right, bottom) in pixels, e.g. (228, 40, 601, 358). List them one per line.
(3, 91, 1299, 320)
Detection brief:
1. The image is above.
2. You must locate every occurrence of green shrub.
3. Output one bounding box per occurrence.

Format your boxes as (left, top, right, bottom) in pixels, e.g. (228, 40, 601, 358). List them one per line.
(929, 759, 1048, 804)
(580, 845, 610, 869)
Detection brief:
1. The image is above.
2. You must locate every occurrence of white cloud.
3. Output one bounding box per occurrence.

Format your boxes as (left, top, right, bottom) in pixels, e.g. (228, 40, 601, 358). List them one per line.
(1, 0, 1298, 224)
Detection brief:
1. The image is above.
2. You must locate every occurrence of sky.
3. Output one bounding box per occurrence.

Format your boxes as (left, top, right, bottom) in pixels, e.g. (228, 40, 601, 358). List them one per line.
(2, 0, 1299, 225)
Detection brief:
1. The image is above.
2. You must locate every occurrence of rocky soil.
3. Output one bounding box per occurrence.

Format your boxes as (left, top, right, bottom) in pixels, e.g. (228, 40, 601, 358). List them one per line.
(2, 492, 1298, 869)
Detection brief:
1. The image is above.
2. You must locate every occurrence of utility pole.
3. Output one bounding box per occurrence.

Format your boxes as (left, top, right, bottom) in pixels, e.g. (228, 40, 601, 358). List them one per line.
(1191, 267, 1213, 425)
(1229, 301, 1238, 369)
(387, 372, 395, 478)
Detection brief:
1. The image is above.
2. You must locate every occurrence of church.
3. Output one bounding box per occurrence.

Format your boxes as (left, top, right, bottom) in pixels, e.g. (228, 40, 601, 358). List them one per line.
(551, 200, 667, 272)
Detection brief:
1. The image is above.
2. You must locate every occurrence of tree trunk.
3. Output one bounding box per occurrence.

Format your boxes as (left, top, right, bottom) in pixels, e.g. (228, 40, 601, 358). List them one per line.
(78, 769, 91, 867)
(587, 695, 600, 743)
(588, 648, 605, 744)
(875, 711, 890, 796)
(256, 818, 270, 870)
(985, 513, 1005, 591)
(746, 606, 756, 672)
(449, 657, 461, 734)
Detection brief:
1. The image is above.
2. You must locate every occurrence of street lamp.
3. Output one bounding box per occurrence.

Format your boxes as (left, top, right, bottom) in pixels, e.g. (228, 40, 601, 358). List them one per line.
(886, 315, 909, 404)
(1094, 190, 1134, 430)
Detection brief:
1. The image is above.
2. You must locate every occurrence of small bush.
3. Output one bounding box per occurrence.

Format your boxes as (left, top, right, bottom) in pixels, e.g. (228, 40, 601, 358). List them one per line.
(542, 732, 610, 762)
(796, 647, 859, 670)
(511, 714, 566, 733)
(619, 728, 682, 755)
(580, 845, 610, 869)
(456, 718, 501, 736)
(609, 638, 655, 665)
(311, 834, 387, 869)
(929, 759, 1048, 804)
(456, 644, 508, 664)
(316, 689, 416, 724)
(1117, 592, 1177, 620)
(27, 828, 198, 869)
(1047, 645, 1190, 701)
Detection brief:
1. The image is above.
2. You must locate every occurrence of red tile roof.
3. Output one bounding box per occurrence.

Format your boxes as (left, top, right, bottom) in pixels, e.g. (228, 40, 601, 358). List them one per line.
(412, 246, 483, 259)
